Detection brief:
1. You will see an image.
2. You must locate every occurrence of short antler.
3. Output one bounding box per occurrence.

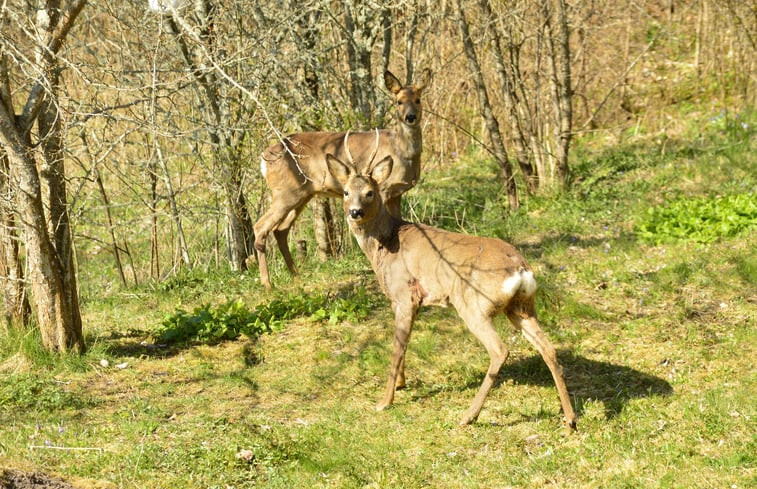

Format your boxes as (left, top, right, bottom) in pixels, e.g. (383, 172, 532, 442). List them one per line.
(343, 130, 354, 168)
(366, 128, 380, 171)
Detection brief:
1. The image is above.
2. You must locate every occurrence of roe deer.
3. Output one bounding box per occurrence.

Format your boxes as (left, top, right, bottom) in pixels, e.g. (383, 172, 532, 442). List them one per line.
(253, 69, 431, 289)
(324, 137, 577, 433)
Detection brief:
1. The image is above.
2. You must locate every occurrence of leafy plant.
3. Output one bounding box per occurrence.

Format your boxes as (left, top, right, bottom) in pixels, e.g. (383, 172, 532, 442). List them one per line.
(154, 300, 263, 344)
(153, 288, 377, 345)
(636, 193, 756, 244)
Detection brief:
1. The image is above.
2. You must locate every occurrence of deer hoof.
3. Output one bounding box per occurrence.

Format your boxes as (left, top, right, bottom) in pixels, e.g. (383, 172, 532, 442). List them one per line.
(376, 400, 392, 412)
(565, 418, 578, 435)
(459, 413, 477, 426)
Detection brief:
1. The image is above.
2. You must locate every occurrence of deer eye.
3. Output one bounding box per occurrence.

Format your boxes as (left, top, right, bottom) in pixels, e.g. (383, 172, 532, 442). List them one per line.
(366, 191, 374, 199)
(343, 191, 349, 197)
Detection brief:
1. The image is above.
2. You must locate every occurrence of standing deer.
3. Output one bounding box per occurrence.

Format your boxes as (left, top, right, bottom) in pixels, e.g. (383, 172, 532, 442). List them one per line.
(325, 136, 577, 433)
(253, 69, 431, 289)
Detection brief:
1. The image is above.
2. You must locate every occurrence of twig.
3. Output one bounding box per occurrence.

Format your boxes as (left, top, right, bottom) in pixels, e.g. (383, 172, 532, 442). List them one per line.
(29, 445, 103, 452)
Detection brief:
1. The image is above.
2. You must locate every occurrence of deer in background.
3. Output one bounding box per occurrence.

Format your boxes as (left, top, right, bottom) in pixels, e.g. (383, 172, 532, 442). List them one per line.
(325, 135, 577, 434)
(253, 69, 431, 289)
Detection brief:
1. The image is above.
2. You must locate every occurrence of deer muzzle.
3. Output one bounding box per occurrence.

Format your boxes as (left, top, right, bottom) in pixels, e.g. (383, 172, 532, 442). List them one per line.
(349, 209, 365, 220)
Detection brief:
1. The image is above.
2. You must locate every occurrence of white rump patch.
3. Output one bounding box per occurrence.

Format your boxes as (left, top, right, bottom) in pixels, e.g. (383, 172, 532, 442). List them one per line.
(501, 269, 537, 299)
(260, 157, 267, 178)
(519, 270, 537, 296)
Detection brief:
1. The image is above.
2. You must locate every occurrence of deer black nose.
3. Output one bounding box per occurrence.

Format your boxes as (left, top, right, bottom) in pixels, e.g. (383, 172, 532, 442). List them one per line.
(349, 209, 364, 219)
(405, 113, 417, 124)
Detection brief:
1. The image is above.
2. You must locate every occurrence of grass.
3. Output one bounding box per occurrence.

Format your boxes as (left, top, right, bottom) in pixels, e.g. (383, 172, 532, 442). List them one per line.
(0, 111, 755, 488)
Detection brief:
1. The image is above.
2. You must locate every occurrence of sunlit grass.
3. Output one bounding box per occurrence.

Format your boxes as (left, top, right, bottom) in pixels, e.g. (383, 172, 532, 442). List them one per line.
(1, 115, 755, 488)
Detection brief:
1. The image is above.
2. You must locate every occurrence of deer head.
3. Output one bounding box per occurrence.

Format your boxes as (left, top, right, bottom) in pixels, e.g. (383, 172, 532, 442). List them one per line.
(326, 131, 393, 225)
(385, 69, 431, 127)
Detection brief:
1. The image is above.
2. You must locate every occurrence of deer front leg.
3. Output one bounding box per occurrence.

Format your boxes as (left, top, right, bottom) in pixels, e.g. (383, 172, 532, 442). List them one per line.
(376, 304, 415, 411)
(459, 315, 509, 425)
(273, 207, 302, 276)
(394, 356, 406, 390)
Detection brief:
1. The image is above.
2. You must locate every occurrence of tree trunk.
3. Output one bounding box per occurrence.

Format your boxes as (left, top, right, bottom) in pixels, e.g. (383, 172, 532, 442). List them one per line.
(224, 163, 255, 271)
(455, 0, 519, 210)
(80, 132, 129, 287)
(294, 9, 339, 260)
(38, 71, 84, 352)
(154, 143, 191, 269)
(312, 198, 338, 261)
(0, 0, 86, 352)
(0, 155, 30, 328)
(479, 0, 537, 194)
(0, 29, 27, 325)
(341, 1, 385, 128)
(547, 0, 572, 188)
(0, 119, 85, 352)
(163, 3, 255, 272)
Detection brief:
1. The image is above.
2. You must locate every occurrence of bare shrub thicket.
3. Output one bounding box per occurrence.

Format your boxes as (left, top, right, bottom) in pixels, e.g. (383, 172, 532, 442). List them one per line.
(0, 0, 753, 349)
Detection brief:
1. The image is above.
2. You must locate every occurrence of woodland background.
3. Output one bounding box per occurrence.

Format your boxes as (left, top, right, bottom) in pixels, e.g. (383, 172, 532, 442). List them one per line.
(0, 0, 754, 349)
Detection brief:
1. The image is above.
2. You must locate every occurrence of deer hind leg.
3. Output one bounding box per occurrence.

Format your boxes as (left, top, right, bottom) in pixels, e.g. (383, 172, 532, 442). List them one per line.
(510, 312, 577, 434)
(394, 356, 406, 390)
(459, 314, 509, 425)
(273, 203, 307, 276)
(377, 301, 417, 412)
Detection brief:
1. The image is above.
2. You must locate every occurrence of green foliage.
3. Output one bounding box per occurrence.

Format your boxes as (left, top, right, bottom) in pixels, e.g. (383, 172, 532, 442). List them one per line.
(153, 288, 377, 345)
(0, 374, 97, 412)
(155, 300, 265, 344)
(636, 193, 757, 244)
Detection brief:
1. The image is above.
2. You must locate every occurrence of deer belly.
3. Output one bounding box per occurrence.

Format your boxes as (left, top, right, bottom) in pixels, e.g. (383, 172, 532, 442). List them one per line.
(414, 279, 451, 308)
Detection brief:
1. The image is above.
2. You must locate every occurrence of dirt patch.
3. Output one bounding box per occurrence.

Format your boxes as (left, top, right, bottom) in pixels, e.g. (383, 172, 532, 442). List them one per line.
(0, 470, 78, 489)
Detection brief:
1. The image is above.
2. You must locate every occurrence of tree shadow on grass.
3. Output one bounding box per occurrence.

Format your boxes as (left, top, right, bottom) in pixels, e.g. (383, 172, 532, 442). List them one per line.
(95, 328, 268, 369)
(96, 329, 204, 360)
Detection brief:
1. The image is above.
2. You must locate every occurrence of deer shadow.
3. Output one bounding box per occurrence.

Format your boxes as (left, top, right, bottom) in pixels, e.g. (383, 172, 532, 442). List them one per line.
(411, 350, 672, 421)
(507, 350, 671, 419)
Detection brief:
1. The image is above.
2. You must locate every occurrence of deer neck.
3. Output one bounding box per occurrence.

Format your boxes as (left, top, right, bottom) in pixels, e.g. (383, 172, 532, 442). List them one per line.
(393, 121, 422, 161)
(349, 208, 400, 261)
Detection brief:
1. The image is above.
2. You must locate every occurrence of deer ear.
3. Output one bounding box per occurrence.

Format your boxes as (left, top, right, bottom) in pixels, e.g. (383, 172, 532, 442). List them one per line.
(414, 68, 432, 92)
(370, 156, 393, 185)
(326, 154, 353, 187)
(384, 71, 402, 94)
